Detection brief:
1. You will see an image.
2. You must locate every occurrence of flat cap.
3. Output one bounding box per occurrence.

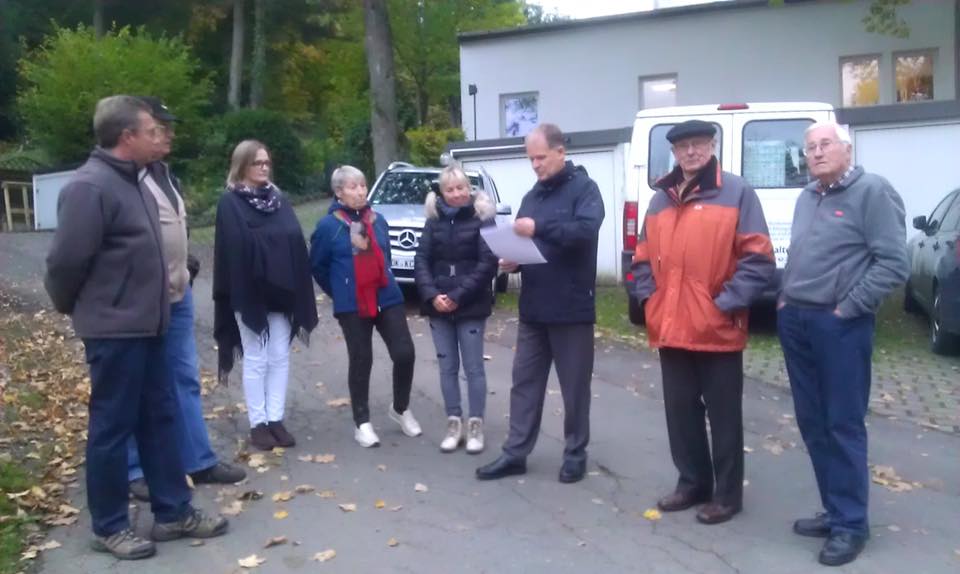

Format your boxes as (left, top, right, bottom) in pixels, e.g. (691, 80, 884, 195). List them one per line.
(137, 96, 177, 122)
(666, 119, 715, 143)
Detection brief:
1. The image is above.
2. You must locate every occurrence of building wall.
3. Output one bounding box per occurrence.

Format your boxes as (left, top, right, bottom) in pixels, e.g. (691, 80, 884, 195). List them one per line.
(459, 0, 956, 140)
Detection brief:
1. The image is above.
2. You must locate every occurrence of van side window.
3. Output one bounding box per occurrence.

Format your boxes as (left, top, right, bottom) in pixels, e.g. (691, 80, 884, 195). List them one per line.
(648, 123, 723, 187)
(742, 119, 813, 188)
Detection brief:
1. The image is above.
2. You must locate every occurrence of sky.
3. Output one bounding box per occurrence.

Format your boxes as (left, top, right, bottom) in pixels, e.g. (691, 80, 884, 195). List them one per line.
(533, 0, 725, 20)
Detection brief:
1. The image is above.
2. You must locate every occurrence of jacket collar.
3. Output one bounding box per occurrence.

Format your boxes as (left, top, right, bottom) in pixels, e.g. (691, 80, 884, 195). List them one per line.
(655, 155, 721, 204)
(805, 165, 863, 196)
(90, 147, 141, 184)
(533, 161, 576, 194)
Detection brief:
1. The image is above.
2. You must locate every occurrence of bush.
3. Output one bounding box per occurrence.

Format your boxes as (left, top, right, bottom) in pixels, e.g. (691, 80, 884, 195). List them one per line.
(17, 25, 212, 164)
(406, 126, 464, 167)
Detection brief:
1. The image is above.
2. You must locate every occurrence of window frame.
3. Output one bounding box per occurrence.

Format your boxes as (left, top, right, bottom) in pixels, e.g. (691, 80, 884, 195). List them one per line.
(893, 48, 937, 104)
(499, 91, 539, 138)
(739, 118, 815, 190)
(839, 53, 882, 107)
(638, 74, 678, 111)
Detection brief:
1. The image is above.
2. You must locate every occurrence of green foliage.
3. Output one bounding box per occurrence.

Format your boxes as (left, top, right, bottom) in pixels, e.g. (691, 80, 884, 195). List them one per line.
(406, 126, 464, 167)
(863, 0, 911, 38)
(0, 462, 31, 574)
(16, 25, 213, 164)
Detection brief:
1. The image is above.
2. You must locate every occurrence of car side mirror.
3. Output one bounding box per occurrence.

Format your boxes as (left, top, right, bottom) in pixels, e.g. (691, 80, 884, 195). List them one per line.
(496, 203, 512, 215)
(912, 215, 928, 231)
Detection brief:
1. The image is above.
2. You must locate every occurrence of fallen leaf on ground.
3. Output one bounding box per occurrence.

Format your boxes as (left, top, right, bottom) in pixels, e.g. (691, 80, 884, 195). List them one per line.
(297, 454, 314, 462)
(238, 554, 266, 568)
(272, 447, 286, 455)
(273, 510, 289, 519)
(264, 536, 288, 548)
(221, 500, 244, 516)
(272, 491, 293, 502)
(317, 490, 336, 499)
(870, 465, 919, 492)
(376, 464, 387, 472)
(414, 483, 428, 493)
(247, 454, 267, 468)
(887, 525, 901, 532)
(190, 540, 204, 547)
(239, 490, 264, 501)
(390, 505, 403, 512)
(314, 454, 336, 464)
(38, 540, 61, 551)
(743, 446, 754, 453)
(375, 500, 386, 509)
(294, 484, 315, 494)
(387, 537, 399, 547)
(591, 498, 604, 505)
(642, 508, 662, 521)
(326, 398, 351, 408)
(313, 549, 337, 562)
(338, 503, 357, 512)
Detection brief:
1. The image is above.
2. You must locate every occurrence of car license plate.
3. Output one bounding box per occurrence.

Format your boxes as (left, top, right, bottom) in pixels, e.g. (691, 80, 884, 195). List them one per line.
(392, 256, 414, 270)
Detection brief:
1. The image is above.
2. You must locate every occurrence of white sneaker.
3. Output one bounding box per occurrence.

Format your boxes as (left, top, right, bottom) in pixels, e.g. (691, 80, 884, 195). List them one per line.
(439, 417, 463, 453)
(388, 408, 422, 437)
(465, 417, 485, 454)
(354, 422, 380, 448)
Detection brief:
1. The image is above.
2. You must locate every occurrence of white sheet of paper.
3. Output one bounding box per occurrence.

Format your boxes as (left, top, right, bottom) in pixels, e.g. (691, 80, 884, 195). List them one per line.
(479, 223, 546, 265)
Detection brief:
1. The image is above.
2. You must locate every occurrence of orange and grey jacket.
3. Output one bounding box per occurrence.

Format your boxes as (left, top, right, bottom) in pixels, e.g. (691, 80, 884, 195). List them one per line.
(630, 157, 775, 352)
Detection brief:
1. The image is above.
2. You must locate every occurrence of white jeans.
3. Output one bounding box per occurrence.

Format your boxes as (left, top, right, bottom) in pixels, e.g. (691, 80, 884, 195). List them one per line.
(236, 312, 291, 427)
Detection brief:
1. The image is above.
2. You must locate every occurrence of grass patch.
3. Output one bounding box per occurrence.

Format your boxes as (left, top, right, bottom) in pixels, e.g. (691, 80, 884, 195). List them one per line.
(0, 462, 31, 573)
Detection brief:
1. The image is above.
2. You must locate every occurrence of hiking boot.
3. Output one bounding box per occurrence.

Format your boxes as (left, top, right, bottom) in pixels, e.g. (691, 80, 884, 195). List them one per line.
(129, 478, 150, 502)
(388, 407, 422, 437)
(151, 507, 229, 542)
(190, 462, 247, 485)
(250, 423, 277, 451)
(440, 417, 463, 453)
(267, 420, 296, 447)
(91, 528, 156, 560)
(465, 417, 485, 454)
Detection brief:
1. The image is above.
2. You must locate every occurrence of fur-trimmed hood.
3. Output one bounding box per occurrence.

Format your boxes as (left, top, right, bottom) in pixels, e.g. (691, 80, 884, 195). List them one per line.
(424, 191, 496, 221)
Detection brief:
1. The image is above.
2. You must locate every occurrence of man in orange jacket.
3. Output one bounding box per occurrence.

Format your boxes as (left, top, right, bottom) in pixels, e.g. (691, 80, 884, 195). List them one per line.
(631, 120, 774, 524)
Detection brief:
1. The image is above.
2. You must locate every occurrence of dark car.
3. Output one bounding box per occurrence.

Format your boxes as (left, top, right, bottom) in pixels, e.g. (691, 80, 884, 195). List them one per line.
(904, 188, 960, 354)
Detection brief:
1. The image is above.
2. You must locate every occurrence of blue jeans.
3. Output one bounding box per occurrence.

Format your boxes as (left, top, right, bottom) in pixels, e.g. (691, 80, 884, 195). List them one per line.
(777, 305, 874, 536)
(429, 316, 487, 418)
(127, 287, 217, 480)
(84, 336, 192, 536)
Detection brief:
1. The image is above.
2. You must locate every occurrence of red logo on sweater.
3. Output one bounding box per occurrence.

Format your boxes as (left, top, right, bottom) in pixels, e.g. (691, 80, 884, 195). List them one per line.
(834, 210, 844, 217)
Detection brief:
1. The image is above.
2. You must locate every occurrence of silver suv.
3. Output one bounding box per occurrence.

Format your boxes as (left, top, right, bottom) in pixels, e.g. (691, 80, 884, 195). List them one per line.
(367, 161, 512, 292)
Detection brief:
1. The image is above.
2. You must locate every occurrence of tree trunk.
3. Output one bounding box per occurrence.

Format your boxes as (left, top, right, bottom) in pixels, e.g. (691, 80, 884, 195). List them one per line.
(93, 0, 105, 37)
(228, 0, 245, 110)
(363, 0, 400, 174)
(249, 0, 266, 109)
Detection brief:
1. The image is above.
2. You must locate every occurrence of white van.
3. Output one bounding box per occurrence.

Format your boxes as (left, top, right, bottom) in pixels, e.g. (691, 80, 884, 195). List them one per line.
(621, 102, 837, 324)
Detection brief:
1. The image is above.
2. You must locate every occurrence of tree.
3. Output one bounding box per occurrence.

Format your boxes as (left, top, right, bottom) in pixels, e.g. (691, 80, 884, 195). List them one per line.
(363, 0, 400, 174)
(93, 0, 106, 37)
(249, 0, 267, 107)
(228, 0, 245, 109)
(17, 25, 213, 163)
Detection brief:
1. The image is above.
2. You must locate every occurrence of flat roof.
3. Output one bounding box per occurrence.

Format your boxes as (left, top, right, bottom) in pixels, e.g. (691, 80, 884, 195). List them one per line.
(458, 0, 813, 44)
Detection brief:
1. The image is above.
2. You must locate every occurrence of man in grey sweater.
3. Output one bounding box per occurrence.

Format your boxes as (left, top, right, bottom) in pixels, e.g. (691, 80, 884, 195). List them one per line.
(777, 121, 908, 567)
(45, 95, 227, 560)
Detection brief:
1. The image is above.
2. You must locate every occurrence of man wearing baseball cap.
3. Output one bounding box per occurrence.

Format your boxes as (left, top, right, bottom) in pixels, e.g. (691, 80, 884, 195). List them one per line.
(125, 96, 246, 503)
(631, 119, 775, 524)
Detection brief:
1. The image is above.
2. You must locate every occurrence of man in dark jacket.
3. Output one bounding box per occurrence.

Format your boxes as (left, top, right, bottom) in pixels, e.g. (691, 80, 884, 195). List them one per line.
(476, 123, 605, 483)
(778, 121, 908, 567)
(45, 95, 227, 560)
(125, 97, 245, 503)
(632, 120, 775, 525)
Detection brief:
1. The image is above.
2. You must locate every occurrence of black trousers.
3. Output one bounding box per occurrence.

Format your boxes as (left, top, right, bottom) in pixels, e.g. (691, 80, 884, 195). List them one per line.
(337, 305, 415, 425)
(659, 348, 744, 508)
(502, 321, 594, 464)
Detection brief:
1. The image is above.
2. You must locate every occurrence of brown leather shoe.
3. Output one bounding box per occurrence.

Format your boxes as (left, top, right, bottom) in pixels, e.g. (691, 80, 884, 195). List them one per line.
(250, 423, 277, 451)
(695, 502, 741, 524)
(657, 490, 710, 512)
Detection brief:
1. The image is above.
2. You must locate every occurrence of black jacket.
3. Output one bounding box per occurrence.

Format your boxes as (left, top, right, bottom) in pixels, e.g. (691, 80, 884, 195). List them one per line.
(516, 161, 605, 324)
(414, 191, 498, 320)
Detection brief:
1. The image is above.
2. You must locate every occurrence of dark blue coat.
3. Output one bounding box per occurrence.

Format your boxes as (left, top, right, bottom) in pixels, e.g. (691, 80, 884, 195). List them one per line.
(517, 161, 605, 324)
(309, 201, 404, 315)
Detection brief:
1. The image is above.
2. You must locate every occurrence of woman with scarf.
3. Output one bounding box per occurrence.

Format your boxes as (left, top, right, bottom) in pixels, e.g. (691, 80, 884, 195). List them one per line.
(414, 165, 498, 454)
(213, 140, 318, 451)
(309, 165, 422, 448)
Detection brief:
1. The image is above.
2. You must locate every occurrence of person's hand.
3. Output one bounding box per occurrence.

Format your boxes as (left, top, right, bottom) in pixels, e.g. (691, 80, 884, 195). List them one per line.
(833, 306, 842, 317)
(777, 300, 786, 310)
(499, 259, 519, 273)
(432, 295, 450, 313)
(445, 298, 458, 312)
(513, 217, 536, 238)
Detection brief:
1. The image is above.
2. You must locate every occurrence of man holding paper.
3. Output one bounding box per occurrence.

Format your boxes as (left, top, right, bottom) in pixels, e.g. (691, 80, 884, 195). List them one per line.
(476, 123, 605, 484)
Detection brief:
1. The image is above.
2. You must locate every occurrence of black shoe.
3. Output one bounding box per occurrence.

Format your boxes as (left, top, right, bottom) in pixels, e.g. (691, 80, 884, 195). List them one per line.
(476, 455, 526, 480)
(129, 478, 150, 502)
(267, 420, 296, 448)
(190, 462, 247, 485)
(558, 460, 586, 484)
(656, 490, 711, 512)
(818, 531, 868, 566)
(794, 513, 831, 538)
(250, 423, 277, 451)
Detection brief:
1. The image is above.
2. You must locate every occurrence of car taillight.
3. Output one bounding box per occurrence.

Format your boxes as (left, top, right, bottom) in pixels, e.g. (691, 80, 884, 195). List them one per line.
(623, 201, 639, 251)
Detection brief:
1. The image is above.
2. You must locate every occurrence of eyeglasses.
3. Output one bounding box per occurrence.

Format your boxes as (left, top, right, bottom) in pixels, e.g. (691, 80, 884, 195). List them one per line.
(251, 160, 272, 169)
(672, 138, 713, 152)
(804, 140, 840, 155)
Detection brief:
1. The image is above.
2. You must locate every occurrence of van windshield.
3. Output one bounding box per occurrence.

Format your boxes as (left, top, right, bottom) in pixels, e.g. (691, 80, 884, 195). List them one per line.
(371, 172, 483, 205)
(648, 123, 723, 187)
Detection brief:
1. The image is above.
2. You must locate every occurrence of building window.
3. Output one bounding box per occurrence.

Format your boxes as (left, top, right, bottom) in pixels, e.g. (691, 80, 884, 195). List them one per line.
(741, 119, 813, 189)
(647, 122, 722, 187)
(500, 92, 538, 137)
(639, 75, 677, 110)
(895, 50, 935, 103)
(840, 55, 880, 107)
